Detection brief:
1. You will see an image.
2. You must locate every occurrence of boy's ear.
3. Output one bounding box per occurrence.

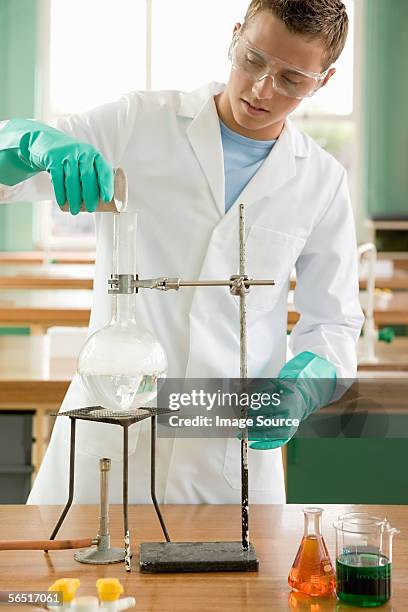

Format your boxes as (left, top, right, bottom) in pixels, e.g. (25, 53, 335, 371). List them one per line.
(320, 67, 336, 88)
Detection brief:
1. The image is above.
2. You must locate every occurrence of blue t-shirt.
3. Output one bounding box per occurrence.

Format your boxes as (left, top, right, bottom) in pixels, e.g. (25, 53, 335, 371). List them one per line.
(220, 119, 277, 213)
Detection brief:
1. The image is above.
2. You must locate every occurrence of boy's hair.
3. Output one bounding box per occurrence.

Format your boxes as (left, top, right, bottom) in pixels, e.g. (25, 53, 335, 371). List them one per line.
(242, 0, 349, 69)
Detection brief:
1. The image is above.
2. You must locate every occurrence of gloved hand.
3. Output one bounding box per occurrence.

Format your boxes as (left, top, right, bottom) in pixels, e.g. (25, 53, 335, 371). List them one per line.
(247, 351, 337, 450)
(0, 118, 113, 214)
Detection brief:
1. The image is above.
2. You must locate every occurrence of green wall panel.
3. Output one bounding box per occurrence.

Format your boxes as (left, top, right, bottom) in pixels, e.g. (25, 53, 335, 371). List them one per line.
(287, 439, 408, 504)
(0, 2, 6, 116)
(0, 0, 39, 250)
(0, 327, 30, 336)
(364, 0, 408, 219)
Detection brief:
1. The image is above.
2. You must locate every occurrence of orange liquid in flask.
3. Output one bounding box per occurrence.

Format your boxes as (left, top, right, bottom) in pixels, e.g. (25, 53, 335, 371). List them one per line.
(288, 507, 335, 597)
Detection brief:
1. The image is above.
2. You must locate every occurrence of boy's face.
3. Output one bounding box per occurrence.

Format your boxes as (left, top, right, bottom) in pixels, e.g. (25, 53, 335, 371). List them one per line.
(216, 10, 336, 139)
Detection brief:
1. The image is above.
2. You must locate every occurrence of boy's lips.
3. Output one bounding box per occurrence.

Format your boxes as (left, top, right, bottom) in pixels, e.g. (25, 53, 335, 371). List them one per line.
(241, 99, 269, 116)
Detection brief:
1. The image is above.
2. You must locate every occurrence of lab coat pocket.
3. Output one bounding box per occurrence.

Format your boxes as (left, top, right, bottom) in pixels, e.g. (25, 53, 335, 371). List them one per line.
(244, 226, 305, 311)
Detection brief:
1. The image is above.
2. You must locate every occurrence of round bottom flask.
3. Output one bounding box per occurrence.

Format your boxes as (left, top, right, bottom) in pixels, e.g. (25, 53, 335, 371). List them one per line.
(77, 210, 167, 411)
(78, 304, 167, 411)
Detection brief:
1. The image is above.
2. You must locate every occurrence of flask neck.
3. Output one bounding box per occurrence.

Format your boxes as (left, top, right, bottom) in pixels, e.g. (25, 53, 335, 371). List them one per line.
(112, 211, 138, 276)
(303, 508, 323, 538)
(111, 294, 137, 325)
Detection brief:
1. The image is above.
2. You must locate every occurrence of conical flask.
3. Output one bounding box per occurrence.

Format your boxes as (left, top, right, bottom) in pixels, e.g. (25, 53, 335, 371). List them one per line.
(288, 507, 335, 597)
(78, 211, 167, 411)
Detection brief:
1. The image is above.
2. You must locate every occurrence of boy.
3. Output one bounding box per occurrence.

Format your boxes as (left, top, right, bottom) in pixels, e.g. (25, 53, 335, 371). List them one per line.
(0, 0, 363, 504)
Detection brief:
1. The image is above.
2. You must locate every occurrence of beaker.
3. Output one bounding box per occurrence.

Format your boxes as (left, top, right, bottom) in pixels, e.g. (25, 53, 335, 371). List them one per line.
(333, 512, 399, 607)
(78, 211, 167, 411)
(288, 507, 336, 597)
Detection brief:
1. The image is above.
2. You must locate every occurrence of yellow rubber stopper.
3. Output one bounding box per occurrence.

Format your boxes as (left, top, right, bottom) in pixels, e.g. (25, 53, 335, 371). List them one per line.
(48, 578, 81, 603)
(96, 578, 124, 602)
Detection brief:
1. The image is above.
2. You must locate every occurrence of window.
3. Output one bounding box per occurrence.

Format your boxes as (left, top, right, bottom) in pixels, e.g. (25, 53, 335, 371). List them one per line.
(39, 0, 357, 248)
(150, 0, 250, 91)
(39, 0, 147, 249)
(292, 0, 356, 177)
(48, 0, 147, 116)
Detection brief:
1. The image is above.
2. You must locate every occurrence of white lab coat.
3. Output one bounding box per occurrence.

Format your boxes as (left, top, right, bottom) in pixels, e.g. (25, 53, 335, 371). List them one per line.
(0, 82, 364, 505)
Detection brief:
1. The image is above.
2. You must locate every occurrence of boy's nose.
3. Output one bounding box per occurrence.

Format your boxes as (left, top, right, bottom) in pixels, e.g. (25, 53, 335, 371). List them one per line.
(252, 75, 275, 100)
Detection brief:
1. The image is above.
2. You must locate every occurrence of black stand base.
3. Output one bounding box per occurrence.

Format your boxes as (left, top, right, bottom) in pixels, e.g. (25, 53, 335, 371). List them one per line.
(139, 541, 259, 573)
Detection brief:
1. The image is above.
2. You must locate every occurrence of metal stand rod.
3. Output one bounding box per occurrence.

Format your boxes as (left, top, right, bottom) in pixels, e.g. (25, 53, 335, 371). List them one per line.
(123, 426, 131, 571)
(177, 279, 273, 287)
(239, 203, 249, 552)
(150, 415, 171, 542)
(110, 276, 274, 293)
(47, 418, 76, 547)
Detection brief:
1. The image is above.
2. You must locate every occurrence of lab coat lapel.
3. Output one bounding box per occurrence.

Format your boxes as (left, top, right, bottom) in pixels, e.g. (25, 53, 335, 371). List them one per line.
(182, 92, 225, 217)
(228, 119, 298, 211)
(179, 85, 306, 219)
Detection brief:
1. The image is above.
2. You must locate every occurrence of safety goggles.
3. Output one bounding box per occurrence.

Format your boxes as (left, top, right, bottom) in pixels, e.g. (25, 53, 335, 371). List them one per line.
(228, 33, 329, 100)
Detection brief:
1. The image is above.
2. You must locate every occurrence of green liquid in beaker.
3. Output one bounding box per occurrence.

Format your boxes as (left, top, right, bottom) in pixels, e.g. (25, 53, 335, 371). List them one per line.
(336, 550, 391, 607)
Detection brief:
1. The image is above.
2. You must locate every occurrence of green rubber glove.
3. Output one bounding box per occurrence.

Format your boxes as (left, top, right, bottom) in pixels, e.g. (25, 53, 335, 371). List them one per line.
(248, 351, 337, 450)
(0, 118, 113, 214)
